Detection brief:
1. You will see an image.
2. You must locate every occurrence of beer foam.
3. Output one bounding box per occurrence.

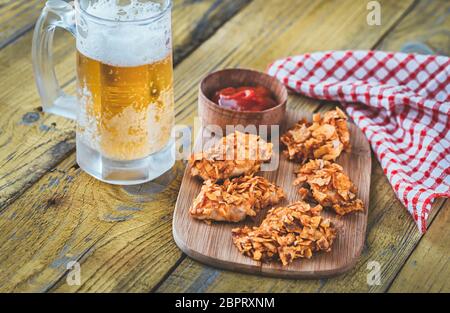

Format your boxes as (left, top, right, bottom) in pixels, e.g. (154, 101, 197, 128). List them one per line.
(85, 0, 163, 21)
(77, 0, 171, 67)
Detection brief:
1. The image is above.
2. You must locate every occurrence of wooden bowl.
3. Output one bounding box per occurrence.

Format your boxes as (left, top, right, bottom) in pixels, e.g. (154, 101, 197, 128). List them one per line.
(198, 68, 287, 135)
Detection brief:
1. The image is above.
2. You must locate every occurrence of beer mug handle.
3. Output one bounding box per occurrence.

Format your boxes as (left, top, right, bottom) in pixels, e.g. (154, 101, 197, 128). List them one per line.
(32, 0, 77, 120)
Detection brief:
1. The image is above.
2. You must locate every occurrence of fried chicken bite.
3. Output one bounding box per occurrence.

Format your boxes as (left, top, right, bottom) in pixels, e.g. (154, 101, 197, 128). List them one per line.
(294, 159, 364, 215)
(232, 201, 336, 265)
(190, 131, 273, 182)
(281, 107, 351, 163)
(190, 175, 285, 223)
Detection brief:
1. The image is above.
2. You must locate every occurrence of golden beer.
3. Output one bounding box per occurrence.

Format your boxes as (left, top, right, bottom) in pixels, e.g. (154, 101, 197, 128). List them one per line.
(31, 0, 178, 184)
(76, 51, 174, 161)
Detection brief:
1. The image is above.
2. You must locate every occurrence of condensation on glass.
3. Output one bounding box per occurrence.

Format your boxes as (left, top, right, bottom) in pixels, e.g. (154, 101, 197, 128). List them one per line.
(32, 0, 175, 185)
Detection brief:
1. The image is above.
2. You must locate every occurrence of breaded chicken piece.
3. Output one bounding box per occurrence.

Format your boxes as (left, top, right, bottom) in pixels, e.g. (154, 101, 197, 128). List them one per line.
(190, 131, 273, 182)
(294, 159, 364, 215)
(190, 175, 285, 223)
(232, 201, 336, 265)
(281, 107, 351, 163)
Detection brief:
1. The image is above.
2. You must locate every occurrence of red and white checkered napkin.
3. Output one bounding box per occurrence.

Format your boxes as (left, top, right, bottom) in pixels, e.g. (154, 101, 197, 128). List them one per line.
(267, 50, 450, 232)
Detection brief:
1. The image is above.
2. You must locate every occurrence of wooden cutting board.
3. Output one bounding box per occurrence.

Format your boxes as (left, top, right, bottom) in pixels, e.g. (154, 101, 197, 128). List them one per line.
(173, 109, 371, 278)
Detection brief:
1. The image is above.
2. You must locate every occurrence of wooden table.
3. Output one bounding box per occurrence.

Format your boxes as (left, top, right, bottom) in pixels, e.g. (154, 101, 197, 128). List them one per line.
(0, 0, 448, 293)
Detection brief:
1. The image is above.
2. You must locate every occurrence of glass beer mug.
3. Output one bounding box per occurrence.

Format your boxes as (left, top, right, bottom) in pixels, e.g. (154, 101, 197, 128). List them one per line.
(32, 0, 175, 185)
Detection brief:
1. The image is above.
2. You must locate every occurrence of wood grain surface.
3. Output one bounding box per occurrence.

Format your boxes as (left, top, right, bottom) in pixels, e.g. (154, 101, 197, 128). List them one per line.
(389, 201, 450, 293)
(173, 109, 371, 278)
(0, 0, 448, 293)
(0, 0, 43, 49)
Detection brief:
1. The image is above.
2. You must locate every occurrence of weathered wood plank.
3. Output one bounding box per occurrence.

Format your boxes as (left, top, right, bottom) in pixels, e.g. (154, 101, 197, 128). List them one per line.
(0, 155, 187, 292)
(0, 0, 43, 49)
(388, 201, 449, 293)
(157, 0, 450, 292)
(0, 0, 413, 292)
(376, 0, 450, 55)
(0, 0, 251, 211)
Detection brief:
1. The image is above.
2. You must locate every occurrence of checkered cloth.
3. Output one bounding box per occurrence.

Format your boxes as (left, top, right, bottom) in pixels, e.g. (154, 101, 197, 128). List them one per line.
(267, 51, 450, 232)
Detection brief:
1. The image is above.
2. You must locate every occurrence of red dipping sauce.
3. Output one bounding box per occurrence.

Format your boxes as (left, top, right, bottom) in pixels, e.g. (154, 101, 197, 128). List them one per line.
(212, 86, 278, 112)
